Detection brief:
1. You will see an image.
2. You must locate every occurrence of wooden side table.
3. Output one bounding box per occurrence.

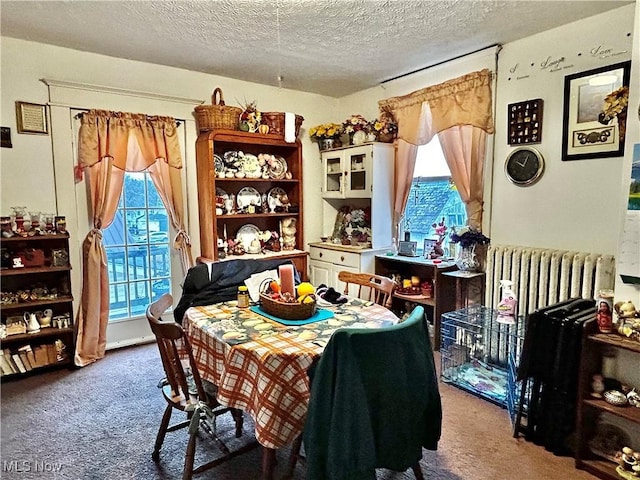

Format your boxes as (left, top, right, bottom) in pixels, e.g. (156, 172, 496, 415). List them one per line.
(441, 271, 486, 310)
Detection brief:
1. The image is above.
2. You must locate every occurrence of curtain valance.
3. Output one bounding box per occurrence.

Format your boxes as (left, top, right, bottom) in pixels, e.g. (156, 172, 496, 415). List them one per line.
(378, 69, 494, 143)
(78, 109, 183, 170)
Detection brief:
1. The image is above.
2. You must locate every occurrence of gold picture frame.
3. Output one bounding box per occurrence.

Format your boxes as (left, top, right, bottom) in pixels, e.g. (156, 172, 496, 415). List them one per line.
(15, 101, 48, 135)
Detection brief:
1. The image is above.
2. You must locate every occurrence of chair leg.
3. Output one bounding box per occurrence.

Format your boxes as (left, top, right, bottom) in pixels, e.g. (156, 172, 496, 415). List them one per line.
(411, 462, 425, 480)
(285, 435, 303, 477)
(152, 404, 174, 461)
(183, 427, 198, 480)
(261, 447, 277, 480)
(231, 408, 243, 438)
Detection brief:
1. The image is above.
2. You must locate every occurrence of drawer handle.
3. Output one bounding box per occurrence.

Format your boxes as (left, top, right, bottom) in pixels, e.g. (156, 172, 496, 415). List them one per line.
(319, 252, 323, 258)
(341, 256, 345, 262)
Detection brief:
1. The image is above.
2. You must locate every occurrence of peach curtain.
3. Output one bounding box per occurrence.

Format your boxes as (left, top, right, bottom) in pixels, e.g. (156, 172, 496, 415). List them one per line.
(74, 110, 192, 367)
(378, 69, 494, 233)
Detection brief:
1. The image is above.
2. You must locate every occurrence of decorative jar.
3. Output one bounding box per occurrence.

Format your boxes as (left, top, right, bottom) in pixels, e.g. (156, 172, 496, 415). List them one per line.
(456, 244, 480, 272)
(318, 138, 336, 151)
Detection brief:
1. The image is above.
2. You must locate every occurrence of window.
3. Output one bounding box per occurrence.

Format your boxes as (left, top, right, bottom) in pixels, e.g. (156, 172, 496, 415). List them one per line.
(400, 135, 467, 254)
(103, 172, 171, 321)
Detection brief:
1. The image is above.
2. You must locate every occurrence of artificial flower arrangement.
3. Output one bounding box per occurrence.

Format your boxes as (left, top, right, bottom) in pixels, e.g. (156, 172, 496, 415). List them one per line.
(370, 114, 398, 140)
(429, 218, 448, 258)
(239, 100, 261, 133)
(450, 226, 490, 248)
(309, 122, 343, 141)
(599, 86, 629, 141)
(342, 114, 370, 134)
(344, 208, 371, 242)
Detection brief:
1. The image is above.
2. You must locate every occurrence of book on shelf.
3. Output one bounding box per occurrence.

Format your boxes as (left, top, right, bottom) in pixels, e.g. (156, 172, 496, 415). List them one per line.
(19, 352, 32, 371)
(3, 349, 18, 373)
(11, 354, 26, 373)
(0, 350, 16, 375)
(33, 345, 48, 367)
(46, 343, 57, 364)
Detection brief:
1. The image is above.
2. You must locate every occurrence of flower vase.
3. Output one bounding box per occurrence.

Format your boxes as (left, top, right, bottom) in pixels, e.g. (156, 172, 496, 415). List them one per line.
(318, 138, 335, 151)
(378, 132, 395, 143)
(456, 244, 479, 272)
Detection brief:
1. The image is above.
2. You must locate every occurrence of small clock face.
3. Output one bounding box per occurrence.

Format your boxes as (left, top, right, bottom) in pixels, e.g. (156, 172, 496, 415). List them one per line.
(505, 147, 544, 186)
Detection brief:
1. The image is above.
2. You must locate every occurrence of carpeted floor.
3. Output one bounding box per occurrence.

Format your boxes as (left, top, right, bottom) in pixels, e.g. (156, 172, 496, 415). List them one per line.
(0, 343, 595, 480)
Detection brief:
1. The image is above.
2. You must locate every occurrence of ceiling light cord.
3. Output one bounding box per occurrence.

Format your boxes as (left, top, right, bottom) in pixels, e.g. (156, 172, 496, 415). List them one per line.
(276, 0, 283, 89)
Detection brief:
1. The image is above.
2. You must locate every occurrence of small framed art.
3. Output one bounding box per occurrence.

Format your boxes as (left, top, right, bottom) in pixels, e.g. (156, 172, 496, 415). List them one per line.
(561, 61, 630, 161)
(15, 101, 49, 135)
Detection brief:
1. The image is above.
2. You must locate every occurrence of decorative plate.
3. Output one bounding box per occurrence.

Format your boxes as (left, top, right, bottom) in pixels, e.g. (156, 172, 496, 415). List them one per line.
(352, 130, 367, 145)
(241, 154, 262, 178)
(267, 155, 288, 180)
(214, 154, 225, 175)
(267, 187, 287, 212)
(236, 186, 261, 209)
(236, 224, 260, 248)
(588, 422, 632, 462)
(223, 150, 243, 167)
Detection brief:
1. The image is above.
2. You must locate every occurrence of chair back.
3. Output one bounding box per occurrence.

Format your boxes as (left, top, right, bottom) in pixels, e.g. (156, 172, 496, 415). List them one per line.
(146, 293, 205, 405)
(337, 271, 394, 308)
(303, 306, 441, 479)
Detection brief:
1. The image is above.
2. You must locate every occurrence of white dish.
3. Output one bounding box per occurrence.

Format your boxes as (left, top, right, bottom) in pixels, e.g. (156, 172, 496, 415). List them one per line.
(241, 154, 262, 178)
(236, 224, 260, 248)
(236, 186, 261, 209)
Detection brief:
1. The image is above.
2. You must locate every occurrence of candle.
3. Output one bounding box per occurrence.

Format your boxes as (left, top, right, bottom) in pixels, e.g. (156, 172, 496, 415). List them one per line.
(223, 224, 227, 240)
(279, 264, 295, 298)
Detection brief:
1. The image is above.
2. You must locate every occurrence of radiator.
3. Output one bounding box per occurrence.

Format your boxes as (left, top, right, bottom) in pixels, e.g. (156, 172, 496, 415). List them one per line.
(480, 245, 616, 367)
(484, 245, 616, 318)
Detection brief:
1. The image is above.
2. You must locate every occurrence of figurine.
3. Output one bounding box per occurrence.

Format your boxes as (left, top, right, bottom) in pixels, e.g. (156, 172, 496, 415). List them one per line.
(591, 374, 605, 398)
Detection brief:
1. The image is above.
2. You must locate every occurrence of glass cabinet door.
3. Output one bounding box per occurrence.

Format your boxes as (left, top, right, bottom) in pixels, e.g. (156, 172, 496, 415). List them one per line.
(322, 151, 343, 198)
(344, 146, 372, 198)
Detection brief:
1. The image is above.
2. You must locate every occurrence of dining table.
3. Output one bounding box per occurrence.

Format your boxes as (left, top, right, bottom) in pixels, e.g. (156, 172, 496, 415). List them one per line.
(183, 297, 399, 479)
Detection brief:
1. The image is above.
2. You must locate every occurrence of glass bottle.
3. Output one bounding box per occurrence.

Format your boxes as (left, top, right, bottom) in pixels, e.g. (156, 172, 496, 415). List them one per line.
(237, 286, 250, 308)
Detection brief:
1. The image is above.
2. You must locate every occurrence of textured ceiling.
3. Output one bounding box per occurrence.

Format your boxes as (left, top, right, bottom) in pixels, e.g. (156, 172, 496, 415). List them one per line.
(0, 0, 632, 97)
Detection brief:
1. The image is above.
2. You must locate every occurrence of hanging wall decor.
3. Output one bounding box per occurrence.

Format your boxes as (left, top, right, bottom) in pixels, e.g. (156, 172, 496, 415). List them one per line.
(507, 99, 543, 145)
(561, 61, 631, 161)
(15, 101, 49, 135)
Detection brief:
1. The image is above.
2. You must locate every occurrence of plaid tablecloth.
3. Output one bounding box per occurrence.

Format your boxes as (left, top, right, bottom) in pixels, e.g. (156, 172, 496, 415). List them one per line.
(184, 299, 398, 449)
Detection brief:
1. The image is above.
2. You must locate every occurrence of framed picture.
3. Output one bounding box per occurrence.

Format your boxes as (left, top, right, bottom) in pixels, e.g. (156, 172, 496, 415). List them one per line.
(15, 101, 49, 135)
(561, 61, 630, 161)
(423, 237, 438, 258)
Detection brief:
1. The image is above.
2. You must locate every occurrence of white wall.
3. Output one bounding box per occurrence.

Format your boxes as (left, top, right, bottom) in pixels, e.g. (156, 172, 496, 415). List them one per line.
(493, 4, 634, 253)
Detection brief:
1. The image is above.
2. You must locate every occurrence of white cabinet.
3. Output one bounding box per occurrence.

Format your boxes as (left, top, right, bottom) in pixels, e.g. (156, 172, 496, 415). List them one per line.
(321, 143, 393, 200)
(320, 143, 394, 250)
(308, 244, 385, 296)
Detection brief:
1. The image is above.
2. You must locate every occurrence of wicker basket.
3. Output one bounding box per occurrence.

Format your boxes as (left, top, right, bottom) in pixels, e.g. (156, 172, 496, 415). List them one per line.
(194, 88, 242, 133)
(261, 112, 304, 138)
(259, 293, 316, 320)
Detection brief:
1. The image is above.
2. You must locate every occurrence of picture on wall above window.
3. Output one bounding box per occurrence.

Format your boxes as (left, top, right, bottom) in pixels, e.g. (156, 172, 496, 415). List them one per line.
(561, 61, 630, 161)
(507, 99, 543, 145)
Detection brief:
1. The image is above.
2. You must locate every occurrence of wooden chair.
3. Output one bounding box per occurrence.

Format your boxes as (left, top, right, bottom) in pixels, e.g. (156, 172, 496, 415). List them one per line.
(337, 271, 395, 308)
(146, 293, 257, 480)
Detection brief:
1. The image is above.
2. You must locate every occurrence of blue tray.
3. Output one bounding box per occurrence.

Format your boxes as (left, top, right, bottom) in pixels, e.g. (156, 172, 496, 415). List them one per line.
(249, 305, 334, 326)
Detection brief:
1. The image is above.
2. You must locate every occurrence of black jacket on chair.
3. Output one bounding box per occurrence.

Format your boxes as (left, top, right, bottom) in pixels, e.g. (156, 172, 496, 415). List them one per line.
(173, 258, 299, 323)
(303, 306, 442, 480)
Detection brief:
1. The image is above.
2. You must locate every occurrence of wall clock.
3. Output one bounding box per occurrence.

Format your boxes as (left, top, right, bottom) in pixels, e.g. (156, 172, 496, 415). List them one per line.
(504, 147, 545, 186)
